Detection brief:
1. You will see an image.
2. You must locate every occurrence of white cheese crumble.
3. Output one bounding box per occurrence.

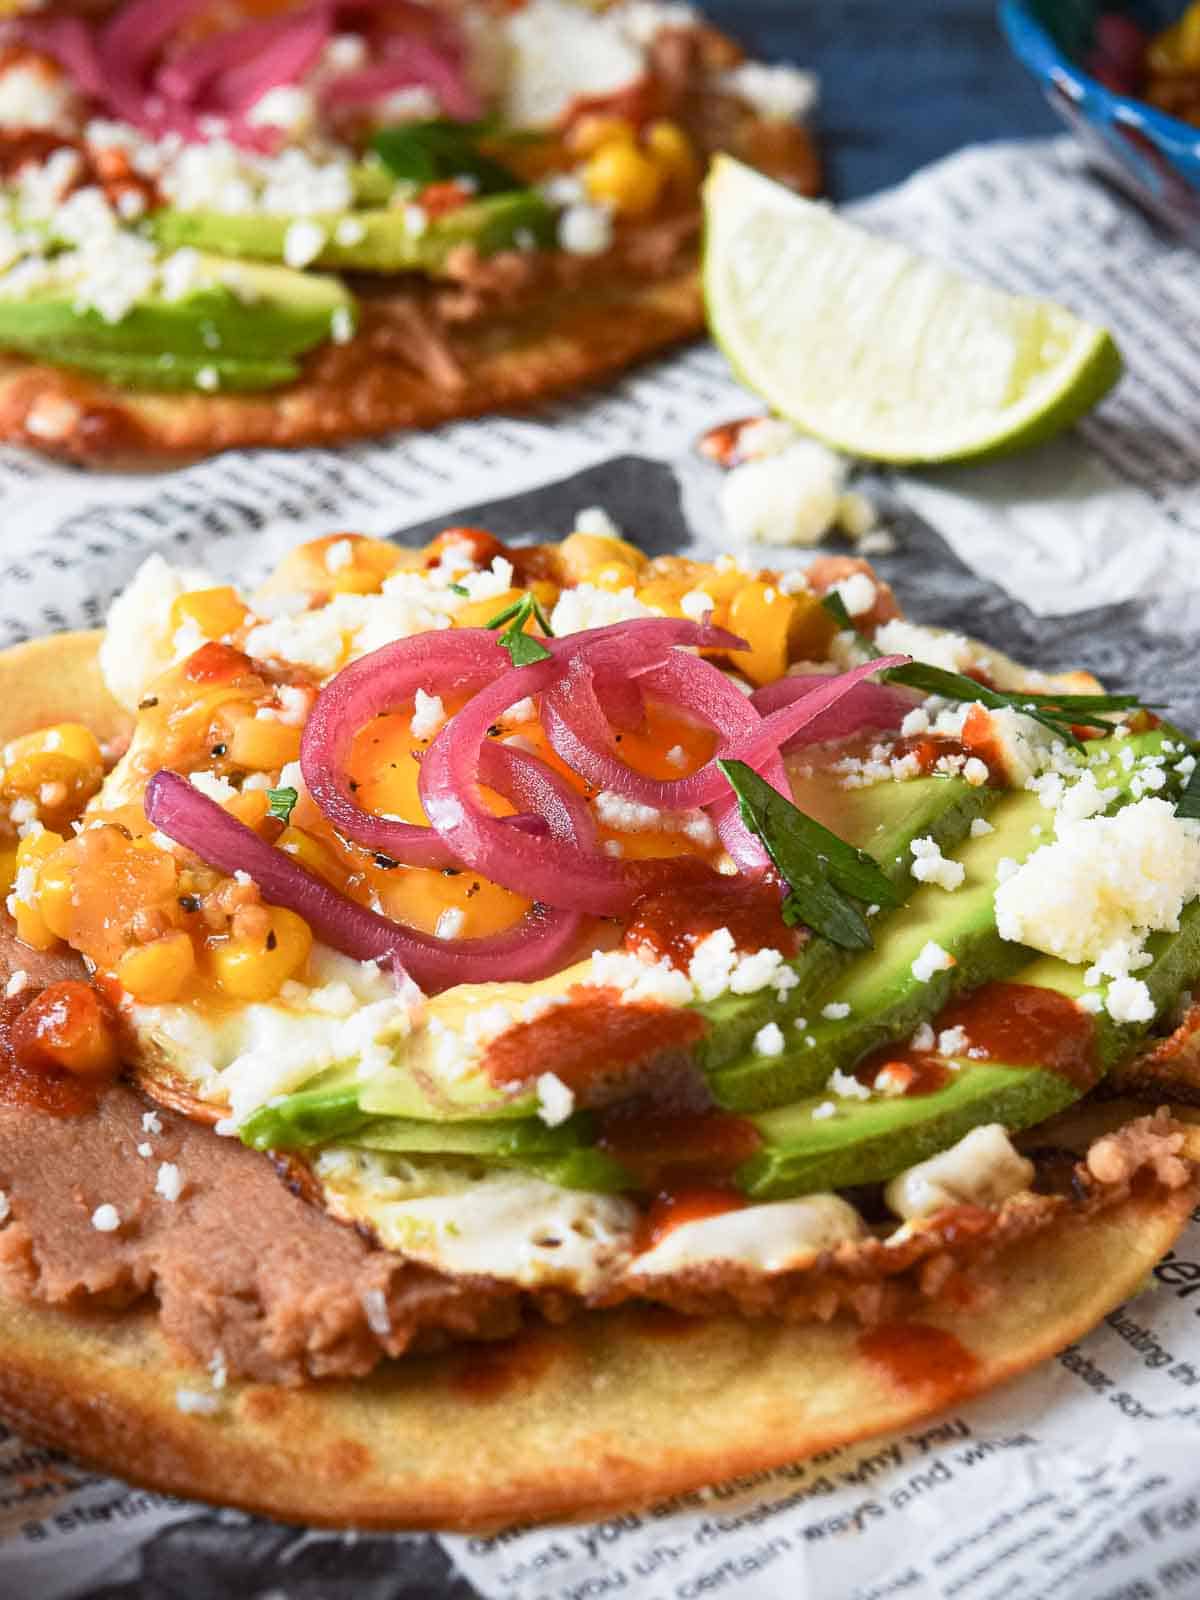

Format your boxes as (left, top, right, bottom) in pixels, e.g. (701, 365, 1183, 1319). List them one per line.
(753, 1021, 785, 1057)
(91, 1204, 121, 1232)
(155, 1162, 184, 1203)
(175, 1389, 220, 1416)
(666, 745, 687, 770)
(910, 1022, 935, 1052)
(558, 202, 614, 256)
(1104, 976, 1155, 1024)
(721, 441, 847, 546)
(828, 1067, 871, 1101)
(909, 835, 965, 892)
(142, 1111, 163, 1135)
(820, 1001, 850, 1021)
(435, 907, 465, 941)
(830, 572, 877, 618)
(937, 1025, 969, 1057)
(502, 0, 644, 124)
(885, 1125, 1034, 1220)
(970, 817, 995, 838)
(0, 1190, 10, 1224)
(722, 60, 818, 122)
(873, 620, 975, 675)
(99, 554, 220, 711)
(536, 1071, 576, 1126)
(410, 688, 447, 741)
(4, 970, 28, 998)
(551, 583, 652, 635)
(995, 798, 1200, 969)
(912, 941, 954, 983)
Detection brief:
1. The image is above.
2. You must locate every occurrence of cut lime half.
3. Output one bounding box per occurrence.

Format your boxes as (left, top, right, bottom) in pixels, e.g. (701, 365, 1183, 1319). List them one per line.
(703, 157, 1122, 465)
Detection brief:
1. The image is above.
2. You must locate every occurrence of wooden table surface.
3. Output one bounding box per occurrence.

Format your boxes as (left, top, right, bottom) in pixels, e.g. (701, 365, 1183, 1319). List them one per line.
(704, 0, 1059, 200)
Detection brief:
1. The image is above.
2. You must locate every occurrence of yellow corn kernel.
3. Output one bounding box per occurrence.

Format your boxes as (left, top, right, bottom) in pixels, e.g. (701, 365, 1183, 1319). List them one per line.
(209, 905, 313, 1001)
(567, 114, 636, 157)
(118, 930, 196, 1004)
(558, 530, 646, 582)
(583, 141, 663, 216)
(527, 578, 559, 614)
(228, 714, 303, 772)
(276, 825, 343, 884)
(635, 578, 689, 619)
(1, 722, 104, 813)
(34, 842, 77, 942)
(453, 587, 524, 629)
(170, 586, 248, 640)
(644, 120, 699, 191)
(1182, 5, 1200, 67)
(12, 830, 66, 951)
(583, 560, 641, 593)
(325, 535, 405, 596)
(1147, 20, 1184, 73)
(726, 581, 796, 687)
(225, 789, 272, 833)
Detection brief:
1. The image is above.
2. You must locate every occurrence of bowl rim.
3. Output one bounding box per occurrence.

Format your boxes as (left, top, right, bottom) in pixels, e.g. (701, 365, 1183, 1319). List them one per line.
(999, 0, 1200, 154)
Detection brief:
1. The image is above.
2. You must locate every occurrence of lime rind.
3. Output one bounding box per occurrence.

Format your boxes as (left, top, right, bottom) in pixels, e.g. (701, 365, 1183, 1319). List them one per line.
(702, 157, 1122, 466)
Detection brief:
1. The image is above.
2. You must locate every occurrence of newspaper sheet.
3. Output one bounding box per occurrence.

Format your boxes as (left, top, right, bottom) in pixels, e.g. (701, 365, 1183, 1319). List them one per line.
(2, 136, 1200, 1600)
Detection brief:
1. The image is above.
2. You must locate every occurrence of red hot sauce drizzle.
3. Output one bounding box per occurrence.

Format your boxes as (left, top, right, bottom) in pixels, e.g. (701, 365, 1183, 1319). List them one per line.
(857, 1322, 981, 1395)
(623, 873, 801, 972)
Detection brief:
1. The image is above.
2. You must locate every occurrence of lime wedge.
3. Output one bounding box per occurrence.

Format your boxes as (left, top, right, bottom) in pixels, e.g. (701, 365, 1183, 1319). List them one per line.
(703, 157, 1122, 465)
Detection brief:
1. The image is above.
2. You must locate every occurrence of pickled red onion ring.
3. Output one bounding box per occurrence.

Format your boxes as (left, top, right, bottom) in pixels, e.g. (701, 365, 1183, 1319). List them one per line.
(543, 652, 911, 810)
(301, 629, 510, 870)
(751, 675, 915, 747)
(144, 764, 584, 995)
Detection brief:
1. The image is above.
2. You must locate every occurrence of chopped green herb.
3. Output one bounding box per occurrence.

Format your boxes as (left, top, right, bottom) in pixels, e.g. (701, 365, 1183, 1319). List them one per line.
(820, 592, 881, 658)
(449, 581, 470, 597)
(371, 120, 524, 195)
(266, 786, 298, 824)
(718, 758, 900, 951)
(486, 591, 554, 668)
(1177, 763, 1200, 820)
(883, 662, 1147, 751)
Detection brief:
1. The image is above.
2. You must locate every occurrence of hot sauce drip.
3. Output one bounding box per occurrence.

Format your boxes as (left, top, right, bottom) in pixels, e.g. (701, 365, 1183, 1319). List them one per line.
(183, 642, 256, 685)
(597, 1101, 762, 1192)
(483, 985, 708, 1106)
(634, 1186, 745, 1254)
(856, 1322, 981, 1395)
(853, 1049, 952, 1098)
(935, 982, 1099, 1091)
(0, 982, 121, 1116)
(623, 872, 800, 972)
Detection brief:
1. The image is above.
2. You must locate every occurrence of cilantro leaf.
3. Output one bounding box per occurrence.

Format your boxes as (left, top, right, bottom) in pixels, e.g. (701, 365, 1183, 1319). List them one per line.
(1177, 762, 1200, 820)
(718, 759, 900, 951)
(449, 582, 470, 597)
(266, 786, 298, 824)
(884, 662, 1147, 751)
(486, 592, 554, 668)
(371, 120, 523, 195)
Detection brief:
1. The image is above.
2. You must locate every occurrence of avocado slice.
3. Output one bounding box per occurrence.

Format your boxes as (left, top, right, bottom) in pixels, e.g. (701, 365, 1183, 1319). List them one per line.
(0, 254, 356, 392)
(344, 1116, 629, 1192)
(739, 897, 1200, 1199)
(147, 191, 556, 276)
(709, 730, 1181, 1112)
(695, 770, 999, 1076)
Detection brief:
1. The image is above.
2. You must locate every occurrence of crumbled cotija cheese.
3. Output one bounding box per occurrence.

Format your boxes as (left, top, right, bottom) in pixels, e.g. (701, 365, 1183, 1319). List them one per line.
(753, 1022, 785, 1057)
(536, 1071, 576, 1127)
(995, 798, 1200, 968)
(909, 835, 965, 892)
(911, 941, 954, 982)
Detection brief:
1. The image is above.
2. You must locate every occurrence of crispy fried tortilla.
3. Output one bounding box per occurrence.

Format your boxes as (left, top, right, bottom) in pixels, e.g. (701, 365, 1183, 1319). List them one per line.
(0, 2, 820, 461)
(0, 631, 1195, 1528)
(0, 265, 707, 461)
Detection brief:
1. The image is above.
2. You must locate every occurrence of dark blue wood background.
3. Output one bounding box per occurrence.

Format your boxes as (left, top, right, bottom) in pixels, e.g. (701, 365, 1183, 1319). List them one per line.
(705, 0, 1059, 199)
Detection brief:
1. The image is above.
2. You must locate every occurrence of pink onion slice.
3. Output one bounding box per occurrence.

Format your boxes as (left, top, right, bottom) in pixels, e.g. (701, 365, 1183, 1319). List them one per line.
(543, 653, 910, 811)
(319, 50, 481, 120)
(145, 767, 584, 995)
(751, 675, 917, 748)
(300, 628, 511, 870)
(18, 19, 108, 99)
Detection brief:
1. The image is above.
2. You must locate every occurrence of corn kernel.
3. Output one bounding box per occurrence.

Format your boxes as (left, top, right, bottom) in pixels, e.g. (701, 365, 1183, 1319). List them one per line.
(583, 560, 642, 592)
(583, 141, 663, 216)
(326, 535, 404, 595)
(118, 931, 196, 1004)
(276, 825, 343, 885)
(786, 591, 839, 663)
(559, 530, 646, 582)
(208, 905, 313, 1001)
(726, 581, 796, 687)
(12, 830, 67, 951)
(35, 843, 77, 942)
(635, 578, 689, 619)
(453, 587, 525, 630)
(1, 722, 104, 814)
(225, 789, 272, 834)
(228, 714, 303, 772)
(567, 114, 636, 157)
(0, 843, 16, 895)
(644, 120, 699, 191)
(170, 586, 247, 640)
(1182, 5, 1200, 66)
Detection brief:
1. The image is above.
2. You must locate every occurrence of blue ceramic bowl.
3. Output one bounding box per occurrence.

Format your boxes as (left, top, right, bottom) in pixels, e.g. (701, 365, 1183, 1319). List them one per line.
(1000, 0, 1200, 236)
